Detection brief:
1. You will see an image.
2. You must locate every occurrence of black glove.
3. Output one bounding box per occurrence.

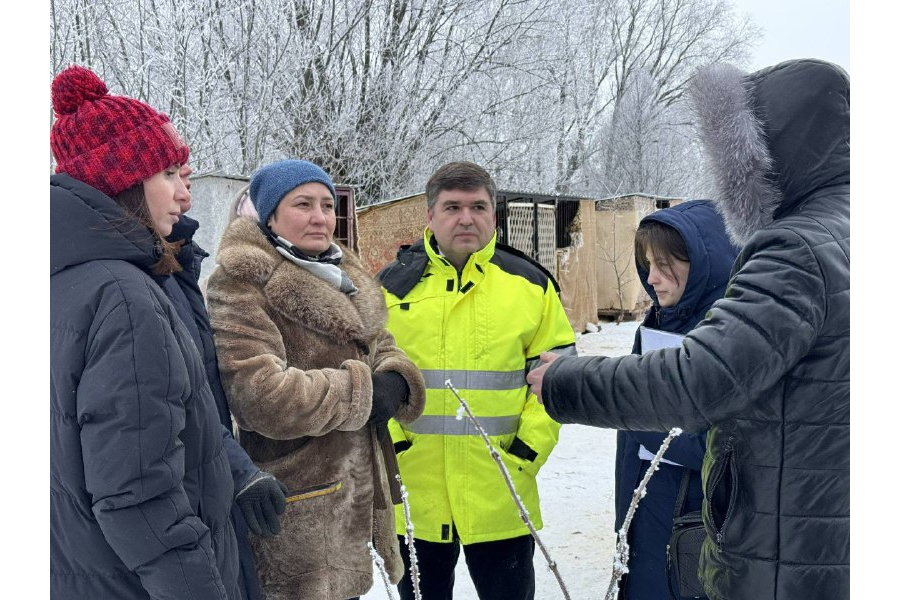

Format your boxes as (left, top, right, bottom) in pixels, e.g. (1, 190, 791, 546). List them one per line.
(369, 371, 409, 431)
(235, 471, 288, 537)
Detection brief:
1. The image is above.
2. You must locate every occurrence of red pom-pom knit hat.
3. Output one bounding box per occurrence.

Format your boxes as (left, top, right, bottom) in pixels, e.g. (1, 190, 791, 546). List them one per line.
(50, 65, 189, 198)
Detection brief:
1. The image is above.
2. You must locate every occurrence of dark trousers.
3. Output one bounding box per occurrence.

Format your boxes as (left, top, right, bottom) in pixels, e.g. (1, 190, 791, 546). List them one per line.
(397, 533, 536, 600)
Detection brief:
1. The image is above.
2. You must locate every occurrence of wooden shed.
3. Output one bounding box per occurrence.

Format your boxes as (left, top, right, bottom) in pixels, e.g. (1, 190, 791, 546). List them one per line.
(553, 199, 602, 333)
(593, 193, 685, 320)
(356, 192, 429, 276)
(495, 192, 600, 333)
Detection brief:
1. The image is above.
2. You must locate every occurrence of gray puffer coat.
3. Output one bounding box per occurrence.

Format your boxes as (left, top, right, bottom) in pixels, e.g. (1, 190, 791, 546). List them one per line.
(542, 59, 849, 600)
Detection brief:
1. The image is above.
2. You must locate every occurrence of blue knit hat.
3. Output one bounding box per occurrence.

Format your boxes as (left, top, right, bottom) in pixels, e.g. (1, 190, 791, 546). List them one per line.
(249, 159, 337, 225)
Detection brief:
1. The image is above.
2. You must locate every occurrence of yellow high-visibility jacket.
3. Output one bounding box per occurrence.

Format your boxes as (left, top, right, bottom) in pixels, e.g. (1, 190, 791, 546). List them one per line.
(379, 230, 576, 544)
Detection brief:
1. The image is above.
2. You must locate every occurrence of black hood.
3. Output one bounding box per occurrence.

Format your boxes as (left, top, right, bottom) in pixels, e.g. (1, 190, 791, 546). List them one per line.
(688, 58, 850, 245)
(50, 174, 162, 275)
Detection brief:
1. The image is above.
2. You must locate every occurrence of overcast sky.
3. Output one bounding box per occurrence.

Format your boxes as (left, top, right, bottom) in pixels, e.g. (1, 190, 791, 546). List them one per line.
(731, 0, 850, 73)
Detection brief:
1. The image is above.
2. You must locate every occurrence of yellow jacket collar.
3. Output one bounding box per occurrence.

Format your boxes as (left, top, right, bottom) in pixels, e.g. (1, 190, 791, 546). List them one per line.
(423, 227, 497, 275)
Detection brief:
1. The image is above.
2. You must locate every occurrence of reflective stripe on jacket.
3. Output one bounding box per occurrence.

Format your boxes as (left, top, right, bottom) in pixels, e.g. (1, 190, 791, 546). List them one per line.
(381, 229, 576, 544)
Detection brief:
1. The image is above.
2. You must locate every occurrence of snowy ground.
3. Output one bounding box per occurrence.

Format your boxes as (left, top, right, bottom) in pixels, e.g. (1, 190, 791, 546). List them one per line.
(362, 320, 640, 600)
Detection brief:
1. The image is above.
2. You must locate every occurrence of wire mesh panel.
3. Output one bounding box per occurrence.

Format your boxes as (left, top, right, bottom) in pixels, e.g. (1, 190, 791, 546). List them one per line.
(507, 202, 557, 276)
(333, 185, 356, 252)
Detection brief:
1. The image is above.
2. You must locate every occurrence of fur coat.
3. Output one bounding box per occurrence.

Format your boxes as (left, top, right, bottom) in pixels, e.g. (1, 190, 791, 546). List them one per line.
(206, 217, 426, 599)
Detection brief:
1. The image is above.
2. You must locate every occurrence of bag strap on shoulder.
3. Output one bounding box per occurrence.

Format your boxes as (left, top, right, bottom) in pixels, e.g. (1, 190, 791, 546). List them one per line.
(673, 468, 692, 519)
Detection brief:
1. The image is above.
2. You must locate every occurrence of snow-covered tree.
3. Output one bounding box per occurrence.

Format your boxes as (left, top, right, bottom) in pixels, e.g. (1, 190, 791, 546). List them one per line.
(50, 0, 757, 203)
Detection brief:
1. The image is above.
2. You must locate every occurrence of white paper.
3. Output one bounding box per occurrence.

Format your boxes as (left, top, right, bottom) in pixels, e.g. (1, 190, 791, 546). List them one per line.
(639, 325, 685, 352)
(638, 443, 683, 466)
(636, 326, 687, 466)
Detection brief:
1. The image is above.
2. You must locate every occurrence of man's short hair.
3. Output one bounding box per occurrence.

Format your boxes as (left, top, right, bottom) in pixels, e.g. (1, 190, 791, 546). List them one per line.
(425, 161, 497, 210)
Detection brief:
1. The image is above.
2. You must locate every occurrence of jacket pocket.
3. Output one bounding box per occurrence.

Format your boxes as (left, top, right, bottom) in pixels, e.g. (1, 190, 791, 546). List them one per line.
(705, 434, 738, 550)
(500, 436, 540, 478)
(285, 480, 342, 504)
(249, 448, 343, 585)
(393, 439, 412, 455)
(507, 436, 538, 462)
(251, 488, 334, 586)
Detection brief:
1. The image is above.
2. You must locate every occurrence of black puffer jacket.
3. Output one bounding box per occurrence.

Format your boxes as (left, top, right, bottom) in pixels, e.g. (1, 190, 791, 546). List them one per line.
(542, 59, 849, 600)
(50, 174, 241, 600)
(163, 216, 264, 600)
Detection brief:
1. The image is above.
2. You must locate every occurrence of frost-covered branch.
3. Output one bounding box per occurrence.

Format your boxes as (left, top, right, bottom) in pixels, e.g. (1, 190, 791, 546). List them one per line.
(604, 427, 683, 600)
(395, 474, 421, 600)
(51, 0, 756, 202)
(367, 541, 398, 600)
(445, 379, 571, 600)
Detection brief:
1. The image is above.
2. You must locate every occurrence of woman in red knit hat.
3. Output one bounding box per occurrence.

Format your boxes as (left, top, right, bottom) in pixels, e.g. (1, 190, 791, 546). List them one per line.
(49, 65, 246, 599)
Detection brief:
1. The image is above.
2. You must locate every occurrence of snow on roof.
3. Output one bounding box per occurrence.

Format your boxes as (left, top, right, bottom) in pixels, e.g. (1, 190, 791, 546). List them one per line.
(356, 192, 426, 213)
(189, 172, 250, 182)
(594, 192, 685, 203)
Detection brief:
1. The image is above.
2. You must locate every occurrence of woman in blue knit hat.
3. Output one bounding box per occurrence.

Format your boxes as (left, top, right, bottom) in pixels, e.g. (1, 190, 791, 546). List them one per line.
(206, 159, 427, 600)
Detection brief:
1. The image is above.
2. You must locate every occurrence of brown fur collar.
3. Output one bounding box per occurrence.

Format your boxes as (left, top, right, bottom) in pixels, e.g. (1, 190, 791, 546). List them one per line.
(216, 217, 387, 345)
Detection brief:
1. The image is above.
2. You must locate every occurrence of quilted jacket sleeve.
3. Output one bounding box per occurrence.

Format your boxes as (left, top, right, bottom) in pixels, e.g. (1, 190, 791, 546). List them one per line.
(78, 291, 227, 600)
(543, 228, 826, 433)
(222, 427, 259, 490)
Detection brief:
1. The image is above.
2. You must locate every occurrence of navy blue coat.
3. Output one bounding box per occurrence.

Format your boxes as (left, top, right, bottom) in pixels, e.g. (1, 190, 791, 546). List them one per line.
(163, 215, 263, 600)
(615, 200, 739, 600)
(50, 174, 241, 600)
(163, 216, 264, 600)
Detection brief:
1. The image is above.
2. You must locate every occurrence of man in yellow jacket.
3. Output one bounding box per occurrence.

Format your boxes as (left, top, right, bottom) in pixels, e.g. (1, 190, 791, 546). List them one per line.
(378, 161, 576, 599)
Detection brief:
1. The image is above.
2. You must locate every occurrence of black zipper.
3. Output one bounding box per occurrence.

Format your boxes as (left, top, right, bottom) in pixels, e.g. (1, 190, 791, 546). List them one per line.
(708, 433, 737, 548)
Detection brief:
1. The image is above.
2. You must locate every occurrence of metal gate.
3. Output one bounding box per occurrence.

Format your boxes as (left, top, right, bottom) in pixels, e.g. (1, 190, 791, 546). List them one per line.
(506, 202, 557, 276)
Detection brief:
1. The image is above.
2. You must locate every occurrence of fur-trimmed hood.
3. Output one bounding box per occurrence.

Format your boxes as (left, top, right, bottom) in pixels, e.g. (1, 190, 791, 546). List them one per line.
(215, 216, 387, 346)
(688, 59, 850, 245)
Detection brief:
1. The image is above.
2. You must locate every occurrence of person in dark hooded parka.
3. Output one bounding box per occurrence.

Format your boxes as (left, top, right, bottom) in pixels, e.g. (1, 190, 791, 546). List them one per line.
(50, 65, 241, 600)
(528, 58, 850, 600)
(162, 164, 288, 600)
(615, 200, 739, 599)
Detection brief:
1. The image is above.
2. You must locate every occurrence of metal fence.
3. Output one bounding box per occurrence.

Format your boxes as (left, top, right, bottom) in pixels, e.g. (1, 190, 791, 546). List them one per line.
(496, 192, 582, 278)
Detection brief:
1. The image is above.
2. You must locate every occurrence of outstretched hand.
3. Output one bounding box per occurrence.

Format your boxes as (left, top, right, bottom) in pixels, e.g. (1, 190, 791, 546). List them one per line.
(526, 352, 561, 403)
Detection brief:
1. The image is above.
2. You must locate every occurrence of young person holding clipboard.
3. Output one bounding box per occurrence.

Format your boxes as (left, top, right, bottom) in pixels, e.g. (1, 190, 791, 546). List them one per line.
(616, 200, 738, 599)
